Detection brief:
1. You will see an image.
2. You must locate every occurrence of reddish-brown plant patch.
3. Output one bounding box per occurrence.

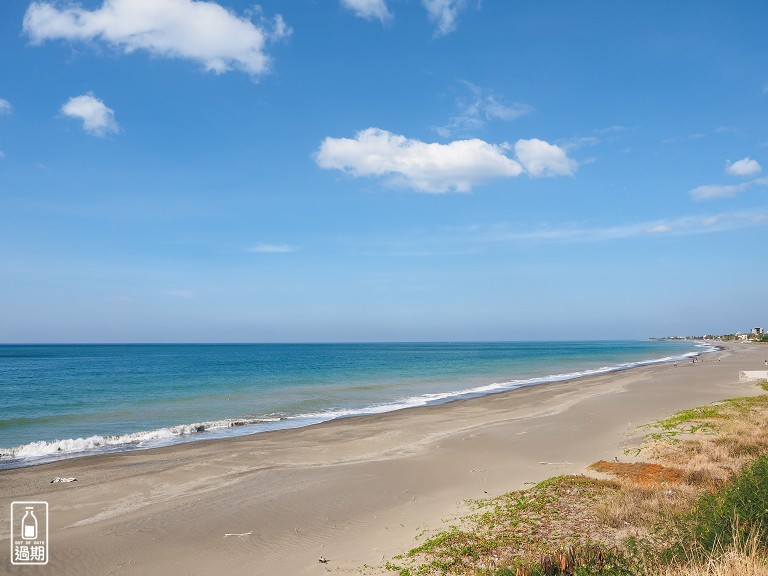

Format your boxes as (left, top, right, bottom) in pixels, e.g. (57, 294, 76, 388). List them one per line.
(590, 460, 686, 487)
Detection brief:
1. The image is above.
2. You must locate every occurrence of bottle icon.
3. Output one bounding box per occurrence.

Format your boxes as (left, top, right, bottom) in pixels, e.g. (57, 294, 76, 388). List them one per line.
(21, 507, 37, 540)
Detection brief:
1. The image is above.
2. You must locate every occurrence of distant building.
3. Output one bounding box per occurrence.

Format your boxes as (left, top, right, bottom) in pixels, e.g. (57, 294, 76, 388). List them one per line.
(752, 327, 764, 335)
(740, 371, 768, 382)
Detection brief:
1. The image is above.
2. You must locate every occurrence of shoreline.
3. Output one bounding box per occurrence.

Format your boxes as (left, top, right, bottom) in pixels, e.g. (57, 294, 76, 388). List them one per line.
(0, 340, 712, 470)
(1, 342, 765, 575)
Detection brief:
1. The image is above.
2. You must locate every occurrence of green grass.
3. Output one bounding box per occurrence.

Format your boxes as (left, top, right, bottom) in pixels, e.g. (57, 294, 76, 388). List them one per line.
(640, 385, 768, 443)
(688, 453, 768, 554)
(640, 405, 722, 442)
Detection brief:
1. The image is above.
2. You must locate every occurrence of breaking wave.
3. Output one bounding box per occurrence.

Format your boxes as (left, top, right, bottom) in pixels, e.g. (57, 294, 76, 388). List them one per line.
(0, 344, 716, 468)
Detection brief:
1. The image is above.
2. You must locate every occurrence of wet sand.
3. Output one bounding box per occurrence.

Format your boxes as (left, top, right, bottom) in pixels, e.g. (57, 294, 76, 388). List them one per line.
(1, 342, 766, 575)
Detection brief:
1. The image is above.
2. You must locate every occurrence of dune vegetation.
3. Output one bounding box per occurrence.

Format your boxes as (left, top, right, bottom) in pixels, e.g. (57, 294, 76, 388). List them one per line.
(384, 382, 768, 576)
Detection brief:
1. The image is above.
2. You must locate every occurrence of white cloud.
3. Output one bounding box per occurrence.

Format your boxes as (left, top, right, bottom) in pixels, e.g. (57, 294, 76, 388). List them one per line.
(662, 133, 705, 145)
(248, 244, 297, 253)
(61, 93, 119, 136)
(422, 0, 467, 36)
(483, 96, 531, 122)
(436, 83, 533, 137)
(559, 136, 600, 151)
(342, 0, 472, 34)
(514, 138, 577, 178)
(690, 177, 768, 200)
(726, 157, 762, 177)
(341, 0, 392, 23)
(61, 94, 120, 136)
(23, 0, 290, 77)
(315, 128, 576, 193)
(690, 183, 747, 200)
(316, 128, 523, 193)
(595, 125, 626, 135)
(469, 210, 768, 243)
(0, 99, 11, 115)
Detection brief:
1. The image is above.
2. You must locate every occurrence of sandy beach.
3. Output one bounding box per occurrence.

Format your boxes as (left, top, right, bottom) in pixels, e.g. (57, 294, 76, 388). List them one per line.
(1, 342, 766, 575)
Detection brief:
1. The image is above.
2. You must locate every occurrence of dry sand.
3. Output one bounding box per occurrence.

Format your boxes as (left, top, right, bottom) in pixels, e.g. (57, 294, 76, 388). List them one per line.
(1, 343, 766, 575)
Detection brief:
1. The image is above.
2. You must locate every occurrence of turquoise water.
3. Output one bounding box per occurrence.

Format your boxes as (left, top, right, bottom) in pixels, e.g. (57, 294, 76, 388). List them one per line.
(0, 341, 706, 468)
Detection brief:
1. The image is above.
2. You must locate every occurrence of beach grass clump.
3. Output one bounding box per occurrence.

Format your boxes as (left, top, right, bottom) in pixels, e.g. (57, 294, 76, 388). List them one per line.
(590, 479, 696, 536)
(495, 543, 636, 576)
(639, 405, 724, 442)
(640, 385, 768, 446)
(656, 530, 768, 576)
(627, 384, 768, 494)
(666, 454, 768, 560)
(388, 475, 625, 575)
(638, 396, 768, 445)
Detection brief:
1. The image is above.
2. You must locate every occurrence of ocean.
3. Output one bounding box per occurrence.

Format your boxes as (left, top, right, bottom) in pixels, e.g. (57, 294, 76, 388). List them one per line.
(0, 340, 707, 468)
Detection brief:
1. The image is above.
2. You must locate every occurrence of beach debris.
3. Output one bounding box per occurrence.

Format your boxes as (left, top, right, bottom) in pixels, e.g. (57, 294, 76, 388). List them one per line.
(51, 477, 77, 483)
(318, 556, 329, 564)
(538, 461, 572, 466)
(223, 531, 253, 537)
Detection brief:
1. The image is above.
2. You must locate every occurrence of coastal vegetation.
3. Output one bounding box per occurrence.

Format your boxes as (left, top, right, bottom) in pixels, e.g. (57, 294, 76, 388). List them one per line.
(383, 381, 768, 576)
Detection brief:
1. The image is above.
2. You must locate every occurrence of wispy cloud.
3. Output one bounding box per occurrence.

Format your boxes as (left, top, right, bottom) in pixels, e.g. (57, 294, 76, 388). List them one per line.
(595, 125, 626, 135)
(423, 0, 468, 36)
(715, 126, 744, 136)
(365, 210, 768, 260)
(341, 0, 471, 34)
(436, 83, 532, 137)
(60, 93, 119, 136)
(558, 125, 629, 153)
(23, 0, 290, 77)
(464, 210, 768, 243)
(690, 176, 768, 200)
(388, 248, 477, 257)
(248, 244, 298, 254)
(340, 0, 392, 23)
(0, 101, 10, 162)
(314, 128, 576, 193)
(662, 133, 706, 145)
(167, 289, 194, 298)
(559, 136, 600, 151)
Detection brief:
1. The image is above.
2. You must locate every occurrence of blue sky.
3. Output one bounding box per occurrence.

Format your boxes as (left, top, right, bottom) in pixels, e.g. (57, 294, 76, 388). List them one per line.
(1, 0, 766, 343)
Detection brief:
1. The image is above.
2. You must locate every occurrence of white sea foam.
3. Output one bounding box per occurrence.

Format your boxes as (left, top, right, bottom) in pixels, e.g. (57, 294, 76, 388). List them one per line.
(261, 344, 718, 423)
(0, 345, 713, 468)
(0, 417, 283, 465)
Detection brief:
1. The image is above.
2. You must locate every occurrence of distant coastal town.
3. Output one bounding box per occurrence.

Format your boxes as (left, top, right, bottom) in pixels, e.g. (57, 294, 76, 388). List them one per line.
(654, 327, 767, 342)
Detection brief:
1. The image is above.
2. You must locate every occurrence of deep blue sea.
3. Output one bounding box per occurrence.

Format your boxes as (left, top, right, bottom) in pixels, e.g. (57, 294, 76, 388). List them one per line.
(0, 341, 708, 468)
